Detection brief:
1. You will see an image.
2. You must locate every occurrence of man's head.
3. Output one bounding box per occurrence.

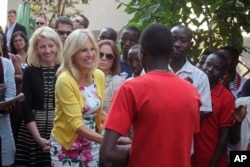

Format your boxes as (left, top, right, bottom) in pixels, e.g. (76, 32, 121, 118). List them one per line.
(73, 14, 89, 30)
(218, 45, 239, 73)
(119, 26, 140, 57)
(128, 44, 143, 77)
(203, 52, 228, 87)
(97, 27, 117, 42)
(139, 23, 173, 71)
(54, 16, 73, 45)
(36, 16, 47, 29)
(197, 50, 212, 69)
(170, 25, 193, 62)
(8, 9, 17, 25)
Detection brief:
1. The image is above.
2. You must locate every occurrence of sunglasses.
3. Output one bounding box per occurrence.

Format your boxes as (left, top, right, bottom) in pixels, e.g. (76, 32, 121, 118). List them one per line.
(56, 30, 72, 36)
(36, 22, 45, 25)
(99, 52, 115, 61)
(75, 19, 84, 25)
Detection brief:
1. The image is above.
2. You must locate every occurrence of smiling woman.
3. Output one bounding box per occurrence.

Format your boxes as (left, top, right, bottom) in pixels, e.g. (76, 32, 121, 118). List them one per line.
(14, 26, 63, 166)
(50, 29, 105, 167)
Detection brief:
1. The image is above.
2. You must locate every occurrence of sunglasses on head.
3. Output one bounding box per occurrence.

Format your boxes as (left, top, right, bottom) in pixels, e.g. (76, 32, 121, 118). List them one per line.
(56, 30, 72, 36)
(36, 22, 45, 25)
(99, 52, 115, 61)
(75, 19, 84, 25)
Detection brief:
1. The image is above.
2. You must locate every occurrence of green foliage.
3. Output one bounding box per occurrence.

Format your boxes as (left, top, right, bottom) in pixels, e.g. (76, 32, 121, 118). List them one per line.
(23, 0, 89, 27)
(117, 0, 250, 64)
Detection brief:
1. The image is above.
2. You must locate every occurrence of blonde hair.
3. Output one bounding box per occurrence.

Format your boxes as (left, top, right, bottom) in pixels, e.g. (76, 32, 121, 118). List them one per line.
(27, 27, 63, 67)
(56, 29, 99, 82)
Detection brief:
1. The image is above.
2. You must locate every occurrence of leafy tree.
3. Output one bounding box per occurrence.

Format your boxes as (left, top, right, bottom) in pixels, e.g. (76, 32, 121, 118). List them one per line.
(117, 0, 250, 65)
(23, 0, 89, 27)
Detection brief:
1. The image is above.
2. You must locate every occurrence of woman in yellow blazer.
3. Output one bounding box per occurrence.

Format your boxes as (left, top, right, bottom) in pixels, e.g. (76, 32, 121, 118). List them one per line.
(50, 29, 105, 166)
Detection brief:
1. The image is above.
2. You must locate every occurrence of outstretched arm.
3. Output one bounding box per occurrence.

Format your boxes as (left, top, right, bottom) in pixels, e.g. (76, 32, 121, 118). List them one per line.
(76, 125, 103, 144)
(100, 129, 131, 165)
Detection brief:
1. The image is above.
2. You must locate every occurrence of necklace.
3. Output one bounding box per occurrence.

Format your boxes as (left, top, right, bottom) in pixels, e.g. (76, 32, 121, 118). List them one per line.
(42, 67, 55, 92)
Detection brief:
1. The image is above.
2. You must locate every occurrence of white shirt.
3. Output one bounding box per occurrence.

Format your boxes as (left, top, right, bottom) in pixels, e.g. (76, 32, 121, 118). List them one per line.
(170, 59, 212, 112)
(2, 57, 16, 99)
(6, 23, 16, 48)
(233, 97, 250, 150)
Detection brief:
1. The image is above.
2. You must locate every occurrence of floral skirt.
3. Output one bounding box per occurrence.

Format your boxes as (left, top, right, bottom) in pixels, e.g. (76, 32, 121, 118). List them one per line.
(50, 114, 100, 167)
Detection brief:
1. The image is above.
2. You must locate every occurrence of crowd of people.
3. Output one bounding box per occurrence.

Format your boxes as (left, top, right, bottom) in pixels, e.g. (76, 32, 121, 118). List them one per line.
(0, 7, 249, 167)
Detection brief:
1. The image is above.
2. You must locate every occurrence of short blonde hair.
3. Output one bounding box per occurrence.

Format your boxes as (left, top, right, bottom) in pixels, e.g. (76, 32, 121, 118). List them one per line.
(27, 27, 63, 67)
(56, 29, 99, 81)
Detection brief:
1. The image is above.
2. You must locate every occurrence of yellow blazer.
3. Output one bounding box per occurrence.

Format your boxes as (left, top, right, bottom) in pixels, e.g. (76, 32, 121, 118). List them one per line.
(51, 69, 105, 150)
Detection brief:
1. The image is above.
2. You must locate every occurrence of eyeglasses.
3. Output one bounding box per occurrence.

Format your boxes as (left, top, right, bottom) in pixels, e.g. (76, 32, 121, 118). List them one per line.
(99, 52, 115, 61)
(56, 30, 72, 36)
(36, 22, 45, 25)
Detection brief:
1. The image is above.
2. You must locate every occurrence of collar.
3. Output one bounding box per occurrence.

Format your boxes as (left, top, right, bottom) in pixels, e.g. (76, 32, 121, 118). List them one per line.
(8, 22, 16, 28)
(234, 73, 241, 89)
(211, 82, 224, 97)
(169, 58, 193, 74)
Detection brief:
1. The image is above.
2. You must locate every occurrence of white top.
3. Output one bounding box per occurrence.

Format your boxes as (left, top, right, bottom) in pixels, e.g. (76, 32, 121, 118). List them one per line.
(104, 74, 125, 113)
(169, 59, 212, 112)
(0, 57, 16, 165)
(80, 83, 101, 115)
(233, 96, 250, 150)
(2, 57, 16, 100)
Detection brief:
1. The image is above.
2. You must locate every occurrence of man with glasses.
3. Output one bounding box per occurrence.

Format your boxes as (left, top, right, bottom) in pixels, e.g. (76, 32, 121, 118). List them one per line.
(72, 14, 89, 30)
(35, 16, 47, 29)
(5, 9, 27, 48)
(54, 16, 73, 45)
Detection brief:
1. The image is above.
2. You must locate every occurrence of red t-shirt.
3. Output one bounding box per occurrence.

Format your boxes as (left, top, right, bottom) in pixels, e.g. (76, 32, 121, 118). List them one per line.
(193, 83, 235, 167)
(104, 71, 201, 167)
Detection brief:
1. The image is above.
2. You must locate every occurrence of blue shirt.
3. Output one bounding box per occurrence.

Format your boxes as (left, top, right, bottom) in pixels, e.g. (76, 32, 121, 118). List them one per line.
(119, 60, 132, 79)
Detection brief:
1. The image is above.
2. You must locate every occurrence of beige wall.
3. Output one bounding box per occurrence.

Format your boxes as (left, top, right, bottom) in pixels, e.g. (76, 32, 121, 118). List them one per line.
(6, 0, 132, 32)
(72, 0, 132, 32)
(69, 0, 132, 38)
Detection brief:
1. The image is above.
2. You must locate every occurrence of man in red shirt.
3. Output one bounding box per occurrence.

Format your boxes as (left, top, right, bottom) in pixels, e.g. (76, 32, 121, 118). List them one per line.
(193, 52, 235, 167)
(100, 23, 201, 167)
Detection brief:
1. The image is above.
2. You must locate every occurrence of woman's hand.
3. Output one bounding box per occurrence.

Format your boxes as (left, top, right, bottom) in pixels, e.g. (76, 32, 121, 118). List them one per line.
(233, 104, 247, 123)
(38, 137, 51, 152)
(1, 102, 17, 114)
